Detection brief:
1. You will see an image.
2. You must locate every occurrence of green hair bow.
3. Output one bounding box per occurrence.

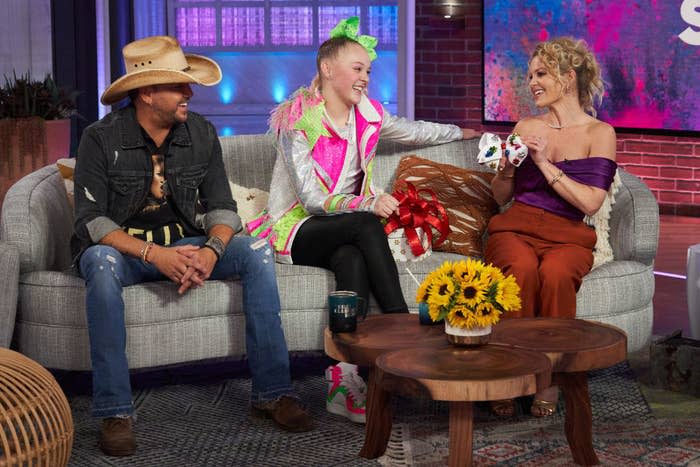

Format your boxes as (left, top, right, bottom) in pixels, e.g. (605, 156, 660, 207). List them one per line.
(329, 16, 378, 61)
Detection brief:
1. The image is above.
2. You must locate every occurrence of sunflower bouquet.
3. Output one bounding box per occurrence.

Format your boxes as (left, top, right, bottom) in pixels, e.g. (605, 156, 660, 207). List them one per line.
(415, 259, 521, 329)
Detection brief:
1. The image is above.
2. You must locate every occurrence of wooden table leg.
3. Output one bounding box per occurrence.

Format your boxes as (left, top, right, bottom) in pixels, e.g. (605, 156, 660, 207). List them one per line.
(359, 366, 393, 458)
(448, 401, 474, 467)
(555, 371, 600, 465)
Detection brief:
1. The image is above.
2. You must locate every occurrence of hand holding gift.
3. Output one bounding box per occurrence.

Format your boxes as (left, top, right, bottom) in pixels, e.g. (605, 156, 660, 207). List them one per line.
(384, 182, 450, 261)
(477, 132, 529, 170)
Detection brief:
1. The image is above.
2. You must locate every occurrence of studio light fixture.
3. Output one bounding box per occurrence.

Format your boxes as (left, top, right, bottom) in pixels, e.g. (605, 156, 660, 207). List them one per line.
(434, 1, 466, 20)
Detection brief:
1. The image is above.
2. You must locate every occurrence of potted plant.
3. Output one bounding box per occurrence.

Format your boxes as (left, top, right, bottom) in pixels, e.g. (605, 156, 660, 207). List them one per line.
(0, 71, 79, 203)
(416, 258, 521, 345)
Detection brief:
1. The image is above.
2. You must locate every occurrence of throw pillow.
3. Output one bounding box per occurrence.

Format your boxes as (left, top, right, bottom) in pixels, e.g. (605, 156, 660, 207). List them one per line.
(56, 158, 75, 208)
(229, 182, 269, 232)
(584, 169, 621, 270)
(392, 155, 498, 257)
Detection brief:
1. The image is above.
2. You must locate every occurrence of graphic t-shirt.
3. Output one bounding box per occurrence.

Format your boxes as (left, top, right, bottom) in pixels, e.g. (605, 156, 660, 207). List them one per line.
(122, 128, 185, 246)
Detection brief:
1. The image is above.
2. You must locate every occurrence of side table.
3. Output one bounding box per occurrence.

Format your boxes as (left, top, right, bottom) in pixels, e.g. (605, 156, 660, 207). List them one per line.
(376, 345, 551, 467)
(491, 318, 627, 465)
(0, 348, 74, 466)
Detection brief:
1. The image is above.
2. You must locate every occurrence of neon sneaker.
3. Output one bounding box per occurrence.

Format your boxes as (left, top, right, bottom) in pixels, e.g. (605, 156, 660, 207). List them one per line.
(325, 363, 366, 423)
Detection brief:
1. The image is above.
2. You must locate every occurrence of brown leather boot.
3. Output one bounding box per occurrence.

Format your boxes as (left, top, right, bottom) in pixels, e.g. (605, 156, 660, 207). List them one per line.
(251, 396, 314, 432)
(99, 417, 136, 456)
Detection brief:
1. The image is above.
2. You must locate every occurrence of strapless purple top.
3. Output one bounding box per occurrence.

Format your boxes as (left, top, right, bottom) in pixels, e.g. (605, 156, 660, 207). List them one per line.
(514, 156, 618, 221)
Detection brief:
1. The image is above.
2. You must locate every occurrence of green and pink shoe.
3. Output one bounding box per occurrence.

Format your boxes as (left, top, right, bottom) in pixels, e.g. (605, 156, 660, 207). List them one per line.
(325, 363, 366, 423)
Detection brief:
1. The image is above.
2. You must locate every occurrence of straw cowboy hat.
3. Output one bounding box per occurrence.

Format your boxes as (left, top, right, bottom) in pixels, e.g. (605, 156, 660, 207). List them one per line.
(101, 35, 222, 105)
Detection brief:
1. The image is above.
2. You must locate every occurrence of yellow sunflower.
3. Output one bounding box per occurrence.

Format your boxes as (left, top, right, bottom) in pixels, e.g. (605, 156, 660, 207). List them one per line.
(415, 281, 431, 304)
(428, 302, 444, 322)
(452, 259, 479, 283)
(495, 275, 522, 311)
(425, 272, 456, 308)
(475, 301, 500, 327)
(447, 303, 478, 328)
(480, 263, 506, 286)
(456, 276, 488, 307)
(433, 260, 455, 278)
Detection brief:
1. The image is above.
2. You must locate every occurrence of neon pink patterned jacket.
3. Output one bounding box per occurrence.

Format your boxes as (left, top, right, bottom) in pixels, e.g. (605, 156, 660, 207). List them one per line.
(248, 87, 462, 264)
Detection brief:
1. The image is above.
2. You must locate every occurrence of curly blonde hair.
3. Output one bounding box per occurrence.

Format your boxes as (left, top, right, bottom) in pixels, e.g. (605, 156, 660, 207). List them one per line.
(531, 37, 604, 116)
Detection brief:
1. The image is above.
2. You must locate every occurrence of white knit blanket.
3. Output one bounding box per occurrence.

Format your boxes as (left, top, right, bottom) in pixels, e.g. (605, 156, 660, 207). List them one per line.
(584, 170, 622, 270)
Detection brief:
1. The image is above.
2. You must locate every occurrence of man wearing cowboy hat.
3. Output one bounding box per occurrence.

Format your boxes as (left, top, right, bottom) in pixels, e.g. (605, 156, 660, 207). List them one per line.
(72, 35, 313, 457)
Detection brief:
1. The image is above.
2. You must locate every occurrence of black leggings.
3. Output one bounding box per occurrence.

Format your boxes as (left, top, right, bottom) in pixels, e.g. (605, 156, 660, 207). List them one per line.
(291, 212, 408, 313)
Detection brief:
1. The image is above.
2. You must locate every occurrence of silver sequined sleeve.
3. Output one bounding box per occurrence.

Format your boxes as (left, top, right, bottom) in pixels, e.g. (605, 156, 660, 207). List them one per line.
(379, 110, 463, 145)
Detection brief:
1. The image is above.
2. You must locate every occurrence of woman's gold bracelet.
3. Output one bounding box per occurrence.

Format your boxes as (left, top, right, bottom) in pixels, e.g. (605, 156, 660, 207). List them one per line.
(549, 170, 564, 186)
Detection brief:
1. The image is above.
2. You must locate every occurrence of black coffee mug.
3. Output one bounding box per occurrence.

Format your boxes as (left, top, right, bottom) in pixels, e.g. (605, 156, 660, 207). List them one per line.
(328, 291, 367, 333)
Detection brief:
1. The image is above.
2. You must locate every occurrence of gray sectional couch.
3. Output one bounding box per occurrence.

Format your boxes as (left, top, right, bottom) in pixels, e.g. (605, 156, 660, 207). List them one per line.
(0, 134, 659, 370)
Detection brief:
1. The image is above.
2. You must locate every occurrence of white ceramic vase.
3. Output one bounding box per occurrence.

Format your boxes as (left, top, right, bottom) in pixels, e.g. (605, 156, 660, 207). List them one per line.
(444, 322, 491, 346)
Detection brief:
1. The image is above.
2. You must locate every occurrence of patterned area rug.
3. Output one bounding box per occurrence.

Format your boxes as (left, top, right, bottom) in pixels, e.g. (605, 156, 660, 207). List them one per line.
(379, 362, 700, 466)
(67, 369, 376, 466)
(64, 360, 700, 466)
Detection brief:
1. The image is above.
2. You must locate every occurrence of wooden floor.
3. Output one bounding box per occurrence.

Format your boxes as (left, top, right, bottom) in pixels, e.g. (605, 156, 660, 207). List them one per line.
(652, 215, 699, 337)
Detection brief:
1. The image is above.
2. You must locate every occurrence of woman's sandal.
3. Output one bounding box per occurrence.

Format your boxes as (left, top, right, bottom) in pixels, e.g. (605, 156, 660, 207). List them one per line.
(490, 399, 516, 417)
(530, 399, 557, 417)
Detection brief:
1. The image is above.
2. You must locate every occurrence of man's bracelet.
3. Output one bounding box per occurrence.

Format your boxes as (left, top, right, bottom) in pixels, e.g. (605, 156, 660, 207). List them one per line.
(203, 235, 225, 260)
(139, 241, 153, 264)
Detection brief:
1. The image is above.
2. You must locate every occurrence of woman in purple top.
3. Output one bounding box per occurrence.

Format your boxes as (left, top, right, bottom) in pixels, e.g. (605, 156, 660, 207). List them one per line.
(485, 37, 617, 417)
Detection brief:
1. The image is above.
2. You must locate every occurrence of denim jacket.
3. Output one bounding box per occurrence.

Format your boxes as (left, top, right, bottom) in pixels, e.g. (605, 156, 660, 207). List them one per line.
(71, 105, 241, 260)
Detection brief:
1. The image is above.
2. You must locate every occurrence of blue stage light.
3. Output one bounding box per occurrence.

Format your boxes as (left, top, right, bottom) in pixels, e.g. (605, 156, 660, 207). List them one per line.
(272, 80, 287, 103)
(219, 79, 235, 104)
(221, 127, 234, 136)
(380, 84, 392, 103)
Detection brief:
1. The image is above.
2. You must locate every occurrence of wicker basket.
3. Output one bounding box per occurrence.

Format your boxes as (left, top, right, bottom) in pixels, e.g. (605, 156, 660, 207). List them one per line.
(0, 348, 74, 466)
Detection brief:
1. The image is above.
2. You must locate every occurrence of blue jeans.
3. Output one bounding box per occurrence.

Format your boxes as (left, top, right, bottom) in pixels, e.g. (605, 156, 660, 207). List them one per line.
(79, 236, 294, 418)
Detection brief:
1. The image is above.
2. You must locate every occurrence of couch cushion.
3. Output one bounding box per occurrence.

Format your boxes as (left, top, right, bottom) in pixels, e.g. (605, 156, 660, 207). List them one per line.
(220, 134, 277, 191)
(228, 182, 268, 230)
(16, 268, 330, 370)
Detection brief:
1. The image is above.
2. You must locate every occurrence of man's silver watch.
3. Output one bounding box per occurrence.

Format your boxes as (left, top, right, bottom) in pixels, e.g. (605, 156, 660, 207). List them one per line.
(203, 235, 225, 260)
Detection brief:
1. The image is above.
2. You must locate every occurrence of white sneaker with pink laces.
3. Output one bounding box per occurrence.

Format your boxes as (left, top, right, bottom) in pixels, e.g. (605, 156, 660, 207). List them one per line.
(325, 362, 366, 423)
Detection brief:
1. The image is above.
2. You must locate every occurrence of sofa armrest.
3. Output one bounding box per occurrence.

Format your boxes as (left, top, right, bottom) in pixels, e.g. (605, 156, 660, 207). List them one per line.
(0, 240, 20, 348)
(608, 169, 659, 266)
(0, 165, 74, 273)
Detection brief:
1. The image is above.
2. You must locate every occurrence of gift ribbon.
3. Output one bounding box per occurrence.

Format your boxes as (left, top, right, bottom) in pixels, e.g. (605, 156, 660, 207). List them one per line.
(384, 182, 450, 257)
(477, 132, 529, 169)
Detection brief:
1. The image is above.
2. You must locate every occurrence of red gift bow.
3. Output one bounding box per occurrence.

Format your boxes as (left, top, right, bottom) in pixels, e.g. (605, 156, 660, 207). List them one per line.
(384, 182, 451, 257)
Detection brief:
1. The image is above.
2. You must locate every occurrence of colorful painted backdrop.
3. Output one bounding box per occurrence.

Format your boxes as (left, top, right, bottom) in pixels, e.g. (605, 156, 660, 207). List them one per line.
(483, 0, 700, 133)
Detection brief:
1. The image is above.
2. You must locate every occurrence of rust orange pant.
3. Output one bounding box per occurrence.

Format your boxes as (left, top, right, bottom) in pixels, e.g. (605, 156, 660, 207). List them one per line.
(484, 202, 596, 318)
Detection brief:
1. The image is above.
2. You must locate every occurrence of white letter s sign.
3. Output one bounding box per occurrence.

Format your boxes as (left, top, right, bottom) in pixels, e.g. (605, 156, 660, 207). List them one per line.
(680, 0, 700, 45)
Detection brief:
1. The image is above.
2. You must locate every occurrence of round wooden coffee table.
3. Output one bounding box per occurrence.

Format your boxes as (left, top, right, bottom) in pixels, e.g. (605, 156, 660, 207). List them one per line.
(376, 345, 551, 467)
(324, 314, 447, 366)
(490, 318, 627, 465)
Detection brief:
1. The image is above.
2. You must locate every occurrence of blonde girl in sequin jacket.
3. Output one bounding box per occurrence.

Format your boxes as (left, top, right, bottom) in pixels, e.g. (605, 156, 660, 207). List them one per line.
(249, 17, 478, 424)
